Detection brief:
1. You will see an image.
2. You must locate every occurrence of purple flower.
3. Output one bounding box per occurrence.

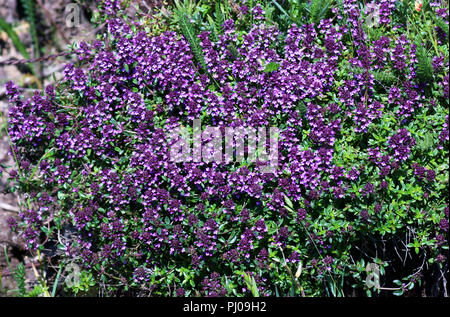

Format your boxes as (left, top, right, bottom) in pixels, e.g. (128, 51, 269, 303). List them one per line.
(240, 5, 249, 15)
(176, 288, 186, 297)
(436, 254, 446, 263)
(201, 272, 227, 297)
(7, 217, 18, 231)
(360, 210, 370, 222)
(439, 219, 448, 232)
(360, 183, 374, 196)
(252, 5, 265, 21)
(374, 203, 382, 213)
(426, 169, 436, 181)
(388, 129, 416, 162)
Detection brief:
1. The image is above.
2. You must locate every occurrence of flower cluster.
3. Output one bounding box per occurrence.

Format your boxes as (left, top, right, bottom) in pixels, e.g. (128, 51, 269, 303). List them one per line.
(4, 0, 448, 297)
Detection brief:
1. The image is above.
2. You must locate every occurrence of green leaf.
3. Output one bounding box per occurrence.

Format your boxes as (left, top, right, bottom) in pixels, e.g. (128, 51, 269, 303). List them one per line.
(20, 0, 39, 58)
(298, 101, 307, 118)
(24, 285, 44, 297)
(415, 44, 433, 83)
(310, 0, 331, 24)
(264, 62, 280, 73)
(436, 18, 449, 37)
(214, 3, 225, 35)
(283, 194, 294, 211)
(393, 290, 404, 296)
(271, 0, 295, 23)
(13, 262, 27, 297)
(418, 133, 434, 151)
(242, 272, 259, 297)
(176, 10, 208, 71)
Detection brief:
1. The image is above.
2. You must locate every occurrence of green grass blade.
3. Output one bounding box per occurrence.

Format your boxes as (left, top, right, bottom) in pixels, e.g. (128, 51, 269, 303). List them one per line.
(20, 0, 39, 58)
(51, 264, 63, 297)
(271, 0, 294, 22)
(0, 17, 30, 60)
